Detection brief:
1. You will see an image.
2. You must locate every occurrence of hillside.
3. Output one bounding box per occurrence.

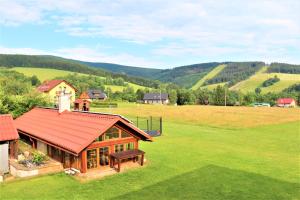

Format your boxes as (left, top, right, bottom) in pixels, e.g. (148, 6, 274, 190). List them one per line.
(230, 66, 300, 93)
(192, 64, 226, 90)
(0, 54, 160, 88)
(11, 67, 148, 92)
(80, 61, 162, 79)
(1, 54, 299, 93)
(154, 62, 222, 88)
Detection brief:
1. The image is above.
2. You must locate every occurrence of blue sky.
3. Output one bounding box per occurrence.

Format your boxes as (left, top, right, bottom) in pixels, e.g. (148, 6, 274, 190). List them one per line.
(0, 0, 299, 68)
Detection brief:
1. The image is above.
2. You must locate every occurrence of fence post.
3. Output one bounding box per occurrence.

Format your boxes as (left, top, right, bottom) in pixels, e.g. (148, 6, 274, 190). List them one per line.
(160, 117, 162, 135)
(146, 119, 149, 133)
(150, 116, 152, 131)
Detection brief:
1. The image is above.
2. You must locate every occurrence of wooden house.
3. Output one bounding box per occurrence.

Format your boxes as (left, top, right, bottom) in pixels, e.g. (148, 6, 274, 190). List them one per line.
(143, 93, 169, 104)
(37, 80, 77, 105)
(14, 93, 152, 173)
(277, 98, 296, 108)
(0, 114, 19, 173)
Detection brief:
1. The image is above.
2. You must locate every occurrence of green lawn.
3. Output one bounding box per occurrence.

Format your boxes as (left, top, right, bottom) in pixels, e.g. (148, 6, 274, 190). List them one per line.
(1, 106, 299, 199)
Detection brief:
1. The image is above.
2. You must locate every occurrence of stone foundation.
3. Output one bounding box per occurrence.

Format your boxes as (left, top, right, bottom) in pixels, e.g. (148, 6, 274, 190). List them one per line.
(10, 159, 63, 178)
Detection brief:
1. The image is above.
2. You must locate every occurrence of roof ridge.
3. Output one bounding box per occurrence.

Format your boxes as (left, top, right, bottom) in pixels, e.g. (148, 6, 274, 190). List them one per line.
(35, 107, 132, 123)
(71, 110, 131, 123)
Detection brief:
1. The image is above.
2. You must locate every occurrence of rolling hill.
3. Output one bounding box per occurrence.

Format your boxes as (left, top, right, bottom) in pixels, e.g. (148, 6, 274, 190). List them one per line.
(1, 54, 300, 93)
(0, 54, 160, 88)
(230, 66, 300, 93)
(192, 64, 226, 90)
(11, 67, 149, 92)
(80, 61, 162, 79)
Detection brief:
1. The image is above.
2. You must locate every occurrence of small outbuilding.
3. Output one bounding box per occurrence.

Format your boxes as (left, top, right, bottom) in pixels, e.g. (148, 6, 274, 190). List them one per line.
(0, 114, 19, 173)
(74, 99, 91, 111)
(277, 98, 296, 108)
(143, 93, 169, 104)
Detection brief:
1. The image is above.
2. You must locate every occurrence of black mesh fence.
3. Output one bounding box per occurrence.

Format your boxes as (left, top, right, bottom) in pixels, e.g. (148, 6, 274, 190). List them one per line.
(129, 116, 162, 137)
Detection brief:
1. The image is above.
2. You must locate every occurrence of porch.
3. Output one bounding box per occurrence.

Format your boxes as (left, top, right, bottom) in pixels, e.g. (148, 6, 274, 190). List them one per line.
(77, 156, 146, 181)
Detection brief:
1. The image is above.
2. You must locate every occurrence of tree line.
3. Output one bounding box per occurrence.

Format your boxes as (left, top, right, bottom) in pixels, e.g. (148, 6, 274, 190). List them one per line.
(268, 63, 300, 74)
(204, 62, 265, 87)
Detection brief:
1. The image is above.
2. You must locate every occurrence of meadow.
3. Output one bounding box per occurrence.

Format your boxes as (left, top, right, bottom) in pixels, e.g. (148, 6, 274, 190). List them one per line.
(10, 67, 148, 92)
(230, 66, 300, 93)
(0, 105, 299, 199)
(192, 64, 226, 90)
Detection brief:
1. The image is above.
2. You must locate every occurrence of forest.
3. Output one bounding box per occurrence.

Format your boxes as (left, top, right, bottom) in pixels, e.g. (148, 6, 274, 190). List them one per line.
(204, 62, 265, 86)
(268, 63, 300, 74)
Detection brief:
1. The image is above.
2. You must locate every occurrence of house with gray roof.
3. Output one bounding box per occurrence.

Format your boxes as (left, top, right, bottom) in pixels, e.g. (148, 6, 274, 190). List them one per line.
(143, 93, 169, 104)
(79, 89, 107, 101)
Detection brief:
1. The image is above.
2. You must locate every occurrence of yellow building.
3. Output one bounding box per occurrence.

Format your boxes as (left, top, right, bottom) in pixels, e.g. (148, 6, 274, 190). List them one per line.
(37, 80, 76, 105)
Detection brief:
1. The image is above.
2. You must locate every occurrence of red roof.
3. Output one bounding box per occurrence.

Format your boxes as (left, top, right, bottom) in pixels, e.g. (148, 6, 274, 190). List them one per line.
(37, 80, 77, 92)
(277, 98, 295, 104)
(15, 108, 151, 155)
(0, 114, 19, 141)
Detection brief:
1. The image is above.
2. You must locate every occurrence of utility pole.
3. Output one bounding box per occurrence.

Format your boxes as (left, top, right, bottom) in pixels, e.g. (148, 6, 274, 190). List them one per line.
(160, 89, 162, 104)
(224, 87, 227, 107)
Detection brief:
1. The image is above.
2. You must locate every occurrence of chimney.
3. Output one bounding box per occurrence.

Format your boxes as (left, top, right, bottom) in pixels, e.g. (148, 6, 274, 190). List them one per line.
(58, 91, 71, 113)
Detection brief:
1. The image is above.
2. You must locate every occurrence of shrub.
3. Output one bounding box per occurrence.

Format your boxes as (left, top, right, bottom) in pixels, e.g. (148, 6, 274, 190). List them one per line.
(32, 152, 46, 166)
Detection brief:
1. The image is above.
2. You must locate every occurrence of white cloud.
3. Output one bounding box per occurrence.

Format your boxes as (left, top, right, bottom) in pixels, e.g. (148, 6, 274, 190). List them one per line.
(0, 0, 300, 64)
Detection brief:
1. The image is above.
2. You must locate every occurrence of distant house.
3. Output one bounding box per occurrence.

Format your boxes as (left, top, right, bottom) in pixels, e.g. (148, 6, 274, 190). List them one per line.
(0, 114, 19, 173)
(37, 80, 76, 105)
(277, 98, 296, 108)
(80, 90, 107, 101)
(143, 93, 169, 104)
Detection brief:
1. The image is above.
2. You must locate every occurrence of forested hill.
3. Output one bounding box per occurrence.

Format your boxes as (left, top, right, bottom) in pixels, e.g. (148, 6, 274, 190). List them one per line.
(0, 54, 160, 88)
(80, 61, 162, 79)
(1, 54, 299, 90)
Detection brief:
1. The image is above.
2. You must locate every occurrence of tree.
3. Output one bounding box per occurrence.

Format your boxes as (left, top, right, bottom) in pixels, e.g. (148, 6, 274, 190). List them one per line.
(30, 75, 41, 86)
(211, 86, 225, 106)
(255, 87, 261, 94)
(195, 88, 210, 105)
(168, 89, 177, 104)
(136, 89, 145, 101)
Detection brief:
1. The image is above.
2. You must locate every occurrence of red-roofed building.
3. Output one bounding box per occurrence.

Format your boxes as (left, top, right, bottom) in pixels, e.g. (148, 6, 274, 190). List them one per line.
(37, 80, 76, 105)
(74, 99, 91, 111)
(15, 103, 152, 173)
(0, 114, 19, 173)
(277, 98, 296, 108)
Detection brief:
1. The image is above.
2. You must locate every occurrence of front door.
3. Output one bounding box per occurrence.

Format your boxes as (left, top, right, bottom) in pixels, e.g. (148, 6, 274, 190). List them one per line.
(87, 149, 97, 169)
(99, 147, 109, 166)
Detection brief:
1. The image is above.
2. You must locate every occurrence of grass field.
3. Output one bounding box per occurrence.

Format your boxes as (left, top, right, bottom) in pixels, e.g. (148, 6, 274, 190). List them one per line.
(11, 67, 90, 81)
(11, 67, 148, 92)
(1, 104, 299, 199)
(230, 66, 300, 93)
(200, 82, 227, 90)
(192, 64, 226, 90)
